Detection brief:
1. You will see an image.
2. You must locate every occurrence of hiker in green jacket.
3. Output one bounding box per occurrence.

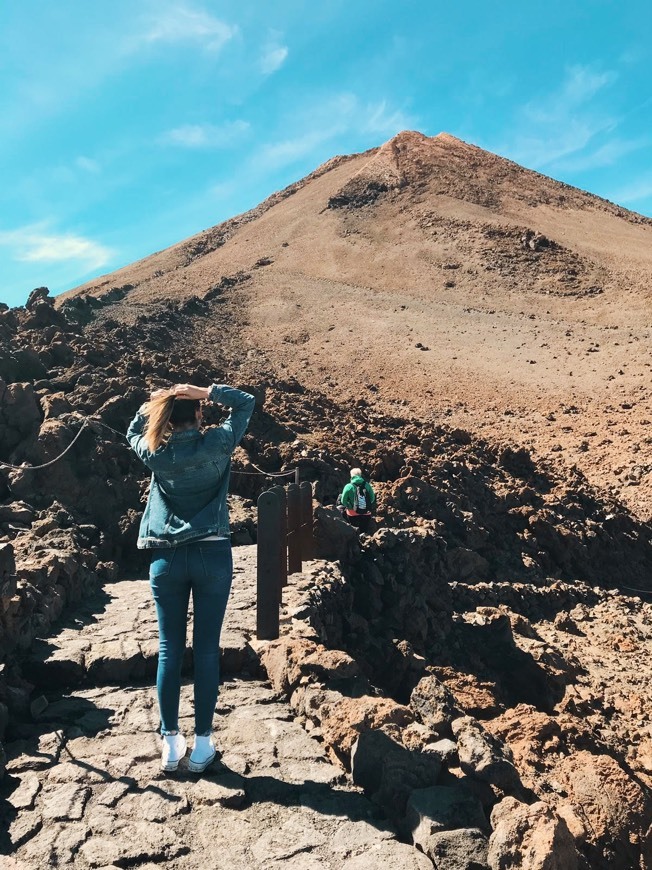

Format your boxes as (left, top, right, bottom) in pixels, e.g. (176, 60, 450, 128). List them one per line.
(340, 468, 376, 532)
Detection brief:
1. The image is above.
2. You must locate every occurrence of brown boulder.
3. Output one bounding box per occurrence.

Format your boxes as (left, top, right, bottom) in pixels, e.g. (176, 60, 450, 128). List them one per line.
(430, 668, 503, 718)
(320, 695, 414, 766)
(452, 716, 521, 793)
(410, 675, 463, 735)
(550, 750, 652, 869)
(41, 392, 72, 420)
(488, 797, 578, 870)
(0, 382, 42, 452)
(259, 637, 319, 695)
(484, 705, 592, 790)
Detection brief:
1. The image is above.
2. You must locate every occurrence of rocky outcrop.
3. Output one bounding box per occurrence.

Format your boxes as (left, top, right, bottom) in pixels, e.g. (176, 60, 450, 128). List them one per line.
(487, 798, 578, 870)
(451, 716, 522, 794)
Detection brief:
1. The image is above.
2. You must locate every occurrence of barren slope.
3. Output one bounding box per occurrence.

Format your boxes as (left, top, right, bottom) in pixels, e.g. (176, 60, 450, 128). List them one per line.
(62, 131, 652, 517)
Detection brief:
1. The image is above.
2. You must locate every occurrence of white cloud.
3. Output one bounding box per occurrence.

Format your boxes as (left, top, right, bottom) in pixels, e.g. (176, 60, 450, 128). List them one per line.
(568, 66, 616, 99)
(551, 137, 648, 173)
(142, 4, 236, 52)
(260, 44, 288, 75)
(0, 225, 112, 270)
(511, 119, 614, 169)
(260, 130, 330, 169)
(257, 95, 417, 171)
(159, 120, 250, 148)
(363, 100, 415, 137)
(494, 64, 618, 170)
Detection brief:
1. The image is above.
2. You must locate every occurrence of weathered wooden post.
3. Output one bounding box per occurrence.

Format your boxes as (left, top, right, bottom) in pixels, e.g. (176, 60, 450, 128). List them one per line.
(287, 483, 302, 575)
(299, 480, 313, 562)
(269, 484, 288, 593)
(256, 490, 281, 640)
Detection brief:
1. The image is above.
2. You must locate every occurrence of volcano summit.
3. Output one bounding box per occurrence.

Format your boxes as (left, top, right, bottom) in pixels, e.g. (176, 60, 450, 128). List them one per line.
(64, 129, 652, 519)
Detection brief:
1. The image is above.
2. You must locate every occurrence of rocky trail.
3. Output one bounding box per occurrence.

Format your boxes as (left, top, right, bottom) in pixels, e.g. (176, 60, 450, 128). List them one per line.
(1, 546, 431, 870)
(2, 129, 652, 867)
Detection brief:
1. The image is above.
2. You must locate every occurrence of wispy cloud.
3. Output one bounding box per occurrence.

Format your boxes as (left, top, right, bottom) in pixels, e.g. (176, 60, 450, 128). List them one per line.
(159, 120, 250, 148)
(610, 173, 652, 205)
(259, 130, 330, 169)
(141, 4, 237, 52)
(552, 137, 648, 173)
(260, 44, 288, 75)
(525, 66, 616, 125)
(363, 100, 414, 137)
(0, 224, 112, 270)
(260, 32, 288, 75)
(497, 64, 618, 170)
(257, 95, 417, 170)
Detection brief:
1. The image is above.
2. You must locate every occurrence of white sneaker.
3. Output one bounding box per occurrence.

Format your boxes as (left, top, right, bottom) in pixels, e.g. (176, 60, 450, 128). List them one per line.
(161, 732, 187, 771)
(188, 735, 216, 773)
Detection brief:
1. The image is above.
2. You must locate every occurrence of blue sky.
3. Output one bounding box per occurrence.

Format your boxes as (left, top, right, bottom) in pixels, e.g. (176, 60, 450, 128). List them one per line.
(1, 0, 650, 307)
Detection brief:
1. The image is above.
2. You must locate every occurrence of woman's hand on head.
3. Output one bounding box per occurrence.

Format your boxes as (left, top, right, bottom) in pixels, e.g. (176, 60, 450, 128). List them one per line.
(150, 388, 171, 401)
(172, 384, 210, 401)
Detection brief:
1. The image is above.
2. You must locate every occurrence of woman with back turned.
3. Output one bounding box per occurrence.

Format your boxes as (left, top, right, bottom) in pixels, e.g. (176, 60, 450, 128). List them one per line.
(127, 382, 255, 773)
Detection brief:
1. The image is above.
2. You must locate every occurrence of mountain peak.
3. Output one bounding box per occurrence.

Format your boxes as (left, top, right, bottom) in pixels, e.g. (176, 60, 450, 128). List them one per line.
(328, 129, 479, 208)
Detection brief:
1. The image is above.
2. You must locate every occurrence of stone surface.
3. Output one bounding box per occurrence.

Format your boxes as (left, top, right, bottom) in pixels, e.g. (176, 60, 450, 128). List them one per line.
(549, 751, 652, 870)
(452, 716, 521, 792)
(488, 797, 578, 870)
(6, 730, 66, 773)
(41, 783, 91, 821)
(3, 548, 431, 869)
(424, 737, 459, 766)
(410, 675, 463, 734)
(406, 786, 489, 846)
(341, 840, 435, 868)
(8, 811, 43, 849)
(119, 781, 189, 822)
(95, 780, 131, 807)
(189, 773, 246, 808)
(351, 728, 441, 813)
(320, 695, 415, 766)
(85, 639, 144, 683)
(78, 822, 179, 866)
(7, 772, 42, 810)
(21, 820, 90, 866)
(425, 827, 490, 870)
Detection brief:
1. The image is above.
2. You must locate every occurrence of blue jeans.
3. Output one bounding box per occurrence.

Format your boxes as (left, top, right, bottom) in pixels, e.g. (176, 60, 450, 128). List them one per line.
(149, 539, 232, 736)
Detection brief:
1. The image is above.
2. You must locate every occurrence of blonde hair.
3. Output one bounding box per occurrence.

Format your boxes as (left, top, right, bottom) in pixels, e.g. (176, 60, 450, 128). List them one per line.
(143, 393, 175, 453)
(350, 467, 362, 478)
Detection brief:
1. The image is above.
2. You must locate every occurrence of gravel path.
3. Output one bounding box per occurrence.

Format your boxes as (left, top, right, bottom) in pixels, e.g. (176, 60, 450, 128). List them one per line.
(1, 546, 432, 869)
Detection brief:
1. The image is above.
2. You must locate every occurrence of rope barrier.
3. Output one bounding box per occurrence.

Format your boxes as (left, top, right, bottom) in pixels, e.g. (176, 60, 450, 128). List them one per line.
(2, 415, 650, 596)
(232, 464, 297, 478)
(0, 414, 299, 480)
(0, 420, 91, 471)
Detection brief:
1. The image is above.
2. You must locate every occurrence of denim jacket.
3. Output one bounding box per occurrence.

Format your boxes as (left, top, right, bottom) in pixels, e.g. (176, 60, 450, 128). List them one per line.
(127, 384, 255, 549)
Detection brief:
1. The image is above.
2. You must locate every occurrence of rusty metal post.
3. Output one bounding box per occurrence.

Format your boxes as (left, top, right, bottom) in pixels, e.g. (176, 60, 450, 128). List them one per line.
(299, 480, 313, 562)
(287, 483, 302, 575)
(269, 484, 288, 593)
(256, 490, 281, 640)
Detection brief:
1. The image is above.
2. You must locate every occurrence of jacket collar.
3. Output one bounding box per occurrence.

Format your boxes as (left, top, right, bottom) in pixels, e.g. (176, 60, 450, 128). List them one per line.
(169, 428, 201, 442)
